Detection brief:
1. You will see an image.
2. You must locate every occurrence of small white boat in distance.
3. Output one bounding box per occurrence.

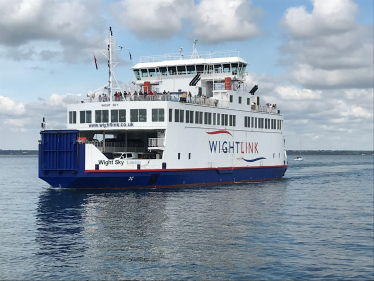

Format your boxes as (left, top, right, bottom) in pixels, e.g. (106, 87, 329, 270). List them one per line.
(294, 139, 303, 160)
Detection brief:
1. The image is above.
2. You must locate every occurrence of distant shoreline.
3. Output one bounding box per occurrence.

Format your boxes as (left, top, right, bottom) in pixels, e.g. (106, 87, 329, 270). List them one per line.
(0, 150, 373, 156)
(286, 150, 374, 155)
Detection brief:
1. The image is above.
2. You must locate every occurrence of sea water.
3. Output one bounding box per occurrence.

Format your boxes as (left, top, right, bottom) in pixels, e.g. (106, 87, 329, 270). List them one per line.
(0, 155, 372, 280)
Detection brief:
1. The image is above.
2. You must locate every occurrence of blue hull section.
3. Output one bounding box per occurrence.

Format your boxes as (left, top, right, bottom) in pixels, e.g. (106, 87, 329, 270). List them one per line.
(40, 167, 287, 188)
(39, 130, 287, 189)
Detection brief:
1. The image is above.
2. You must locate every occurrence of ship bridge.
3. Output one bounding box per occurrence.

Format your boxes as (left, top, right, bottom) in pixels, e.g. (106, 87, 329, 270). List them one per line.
(131, 50, 248, 98)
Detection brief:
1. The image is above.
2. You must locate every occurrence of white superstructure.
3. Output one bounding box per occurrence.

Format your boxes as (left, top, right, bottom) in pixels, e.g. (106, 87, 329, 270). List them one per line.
(52, 28, 288, 188)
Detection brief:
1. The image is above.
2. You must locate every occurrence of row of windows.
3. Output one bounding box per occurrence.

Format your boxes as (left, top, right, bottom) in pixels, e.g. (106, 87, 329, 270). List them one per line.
(68, 109, 164, 124)
(244, 116, 283, 130)
(229, 95, 252, 105)
(169, 109, 236, 127)
(68, 109, 282, 130)
(133, 63, 247, 79)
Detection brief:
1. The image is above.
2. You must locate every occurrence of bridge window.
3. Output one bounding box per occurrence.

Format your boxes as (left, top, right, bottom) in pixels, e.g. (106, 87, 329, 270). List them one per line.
(130, 109, 147, 122)
(95, 110, 108, 123)
(169, 109, 173, 122)
(152, 108, 164, 122)
(230, 95, 233, 103)
(80, 110, 91, 123)
(231, 63, 238, 75)
(149, 68, 156, 77)
(214, 64, 222, 73)
(247, 98, 250, 105)
(168, 66, 176, 75)
(177, 66, 186, 75)
(239, 63, 247, 74)
(133, 69, 140, 80)
(187, 65, 196, 74)
(196, 65, 204, 74)
(223, 64, 230, 73)
(217, 113, 220, 125)
(239, 96, 242, 104)
(159, 67, 167, 76)
(141, 69, 148, 77)
(69, 111, 76, 124)
(213, 113, 216, 125)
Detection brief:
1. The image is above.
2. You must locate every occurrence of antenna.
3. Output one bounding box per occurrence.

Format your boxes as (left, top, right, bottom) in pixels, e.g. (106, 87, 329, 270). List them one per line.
(179, 47, 183, 59)
(98, 27, 122, 101)
(41, 117, 46, 130)
(191, 39, 198, 59)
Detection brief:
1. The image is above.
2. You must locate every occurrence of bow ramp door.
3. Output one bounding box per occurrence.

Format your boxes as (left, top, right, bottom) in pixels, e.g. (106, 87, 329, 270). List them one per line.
(40, 130, 79, 172)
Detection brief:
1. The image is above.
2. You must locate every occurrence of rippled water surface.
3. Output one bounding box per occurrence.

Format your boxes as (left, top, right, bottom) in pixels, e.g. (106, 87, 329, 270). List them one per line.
(0, 155, 373, 280)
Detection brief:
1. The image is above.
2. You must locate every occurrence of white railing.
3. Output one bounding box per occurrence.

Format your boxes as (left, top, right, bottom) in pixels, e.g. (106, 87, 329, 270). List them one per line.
(251, 105, 279, 114)
(87, 141, 145, 148)
(80, 94, 229, 108)
(139, 50, 240, 63)
(148, 138, 165, 148)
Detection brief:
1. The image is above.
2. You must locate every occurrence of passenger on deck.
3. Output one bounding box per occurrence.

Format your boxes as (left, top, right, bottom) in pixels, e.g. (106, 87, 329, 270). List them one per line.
(119, 92, 123, 101)
(139, 90, 143, 95)
(99, 95, 102, 102)
(163, 90, 167, 95)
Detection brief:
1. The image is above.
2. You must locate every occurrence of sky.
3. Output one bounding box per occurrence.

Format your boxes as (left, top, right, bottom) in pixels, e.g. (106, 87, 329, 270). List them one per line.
(0, 0, 373, 151)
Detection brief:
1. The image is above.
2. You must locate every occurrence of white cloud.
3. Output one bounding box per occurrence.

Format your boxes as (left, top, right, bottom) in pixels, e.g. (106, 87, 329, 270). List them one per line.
(110, 0, 263, 44)
(0, 96, 25, 115)
(0, 0, 105, 63)
(281, 0, 358, 38)
(110, 0, 193, 39)
(191, 0, 263, 44)
(275, 85, 322, 100)
(0, 93, 82, 149)
(279, 0, 373, 89)
(3, 118, 28, 127)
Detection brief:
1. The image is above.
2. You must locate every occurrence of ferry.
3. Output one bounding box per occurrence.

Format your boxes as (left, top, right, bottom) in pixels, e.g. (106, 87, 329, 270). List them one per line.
(38, 28, 288, 188)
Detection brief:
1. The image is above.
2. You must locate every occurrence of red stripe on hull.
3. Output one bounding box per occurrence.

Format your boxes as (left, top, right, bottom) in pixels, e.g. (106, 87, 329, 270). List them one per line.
(85, 165, 288, 173)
